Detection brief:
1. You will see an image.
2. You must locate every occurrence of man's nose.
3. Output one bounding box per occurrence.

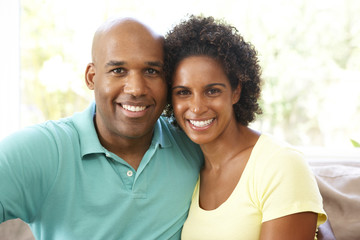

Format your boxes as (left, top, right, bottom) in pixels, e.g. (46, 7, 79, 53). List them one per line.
(123, 73, 147, 97)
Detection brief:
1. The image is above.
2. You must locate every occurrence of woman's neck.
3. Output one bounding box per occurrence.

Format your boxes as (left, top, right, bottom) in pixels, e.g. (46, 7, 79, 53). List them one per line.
(200, 124, 260, 170)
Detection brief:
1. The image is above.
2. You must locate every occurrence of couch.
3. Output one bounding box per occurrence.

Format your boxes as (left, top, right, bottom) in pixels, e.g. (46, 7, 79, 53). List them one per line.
(307, 148, 360, 240)
(1, 149, 359, 240)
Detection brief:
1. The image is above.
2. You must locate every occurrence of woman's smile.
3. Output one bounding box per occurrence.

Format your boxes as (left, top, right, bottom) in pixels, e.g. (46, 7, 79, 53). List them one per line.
(172, 55, 240, 145)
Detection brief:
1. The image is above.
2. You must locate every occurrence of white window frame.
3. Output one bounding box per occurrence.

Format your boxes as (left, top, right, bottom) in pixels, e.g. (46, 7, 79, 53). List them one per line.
(0, 0, 20, 139)
(301, 147, 360, 164)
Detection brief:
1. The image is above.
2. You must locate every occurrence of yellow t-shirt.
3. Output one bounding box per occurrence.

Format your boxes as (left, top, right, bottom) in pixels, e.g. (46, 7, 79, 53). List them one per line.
(181, 134, 327, 240)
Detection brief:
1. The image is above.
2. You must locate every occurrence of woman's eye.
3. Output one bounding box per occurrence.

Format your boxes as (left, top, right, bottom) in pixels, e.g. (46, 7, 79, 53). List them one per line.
(174, 89, 191, 96)
(207, 88, 221, 95)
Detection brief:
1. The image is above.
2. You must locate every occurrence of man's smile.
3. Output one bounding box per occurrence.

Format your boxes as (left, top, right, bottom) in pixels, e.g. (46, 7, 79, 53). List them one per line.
(122, 104, 147, 112)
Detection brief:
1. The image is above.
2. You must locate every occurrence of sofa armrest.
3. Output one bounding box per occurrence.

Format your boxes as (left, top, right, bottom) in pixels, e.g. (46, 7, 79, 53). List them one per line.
(309, 159, 360, 240)
(318, 219, 336, 240)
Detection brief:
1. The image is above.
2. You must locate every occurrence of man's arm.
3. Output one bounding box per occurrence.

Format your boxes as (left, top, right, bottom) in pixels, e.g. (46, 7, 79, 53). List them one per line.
(0, 125, 59, 223)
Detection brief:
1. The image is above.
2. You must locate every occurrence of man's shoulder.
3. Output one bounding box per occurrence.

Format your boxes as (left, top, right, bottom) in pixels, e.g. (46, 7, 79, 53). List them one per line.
(37, 104, 94, 140)
(1, 112, 82, 151)
(37, 116, 77, 138)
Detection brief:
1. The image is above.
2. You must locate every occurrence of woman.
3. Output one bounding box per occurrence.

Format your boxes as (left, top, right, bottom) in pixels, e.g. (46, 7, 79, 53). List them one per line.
(164, 15, 327, 240)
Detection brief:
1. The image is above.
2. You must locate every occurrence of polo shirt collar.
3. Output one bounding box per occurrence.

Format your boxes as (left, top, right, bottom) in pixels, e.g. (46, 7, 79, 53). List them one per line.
(72, 102, 104, 157)
(151, 116, 172, 149)
(72, 102, 172, 158)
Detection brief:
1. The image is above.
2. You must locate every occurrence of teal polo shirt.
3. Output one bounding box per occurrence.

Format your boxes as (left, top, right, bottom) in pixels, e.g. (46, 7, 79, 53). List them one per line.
(0, 103, 203, 240)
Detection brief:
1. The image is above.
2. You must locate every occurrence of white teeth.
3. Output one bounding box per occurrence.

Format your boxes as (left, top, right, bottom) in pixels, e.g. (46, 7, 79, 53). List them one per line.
(122, 104, 146, 112)
(189, 119, 214, 127)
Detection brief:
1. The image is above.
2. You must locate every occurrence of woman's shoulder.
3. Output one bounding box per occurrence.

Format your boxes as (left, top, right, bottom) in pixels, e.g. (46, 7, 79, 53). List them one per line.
(255, 133, 303, 156)
(251, 133, 307, 170)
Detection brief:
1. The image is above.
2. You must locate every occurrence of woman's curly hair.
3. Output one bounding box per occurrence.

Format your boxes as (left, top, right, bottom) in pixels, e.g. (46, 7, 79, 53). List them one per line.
(163, 15, 262, 126)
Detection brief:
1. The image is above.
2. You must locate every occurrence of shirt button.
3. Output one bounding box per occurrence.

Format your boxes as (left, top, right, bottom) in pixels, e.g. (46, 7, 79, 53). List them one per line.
(127, 170, 133, 177)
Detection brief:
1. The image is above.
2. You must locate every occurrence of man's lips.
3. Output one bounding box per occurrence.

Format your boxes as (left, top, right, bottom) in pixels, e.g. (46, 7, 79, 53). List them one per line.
(122, 104, 147, 112)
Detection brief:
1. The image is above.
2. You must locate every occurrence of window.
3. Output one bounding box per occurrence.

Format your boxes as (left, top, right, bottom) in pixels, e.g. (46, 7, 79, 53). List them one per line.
(0, 0, 20, 139)
(2, 0, 360, 156)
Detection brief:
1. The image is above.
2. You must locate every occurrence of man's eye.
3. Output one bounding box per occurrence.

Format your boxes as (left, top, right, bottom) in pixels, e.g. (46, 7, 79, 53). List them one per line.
(146, 68, 160, 75)
(111, 68, 125, 74)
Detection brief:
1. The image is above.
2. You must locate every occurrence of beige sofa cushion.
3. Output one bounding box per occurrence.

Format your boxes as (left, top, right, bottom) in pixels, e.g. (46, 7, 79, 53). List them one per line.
(310, 160, 360, 240)
(0, 219, 34, 240)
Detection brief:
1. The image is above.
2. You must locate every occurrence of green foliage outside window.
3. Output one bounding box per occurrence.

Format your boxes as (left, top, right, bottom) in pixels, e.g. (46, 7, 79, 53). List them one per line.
(20, 0, 360, 148)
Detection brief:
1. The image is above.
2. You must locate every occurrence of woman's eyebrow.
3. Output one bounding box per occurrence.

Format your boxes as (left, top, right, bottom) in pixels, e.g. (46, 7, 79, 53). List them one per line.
(172, 85, 187, 90)
(206, 83, 226, 88)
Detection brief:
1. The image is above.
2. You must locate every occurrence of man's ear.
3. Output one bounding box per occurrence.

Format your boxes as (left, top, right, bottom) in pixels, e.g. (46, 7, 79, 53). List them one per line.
(232, 84, 241, 104)
(85, 63, 96, 90)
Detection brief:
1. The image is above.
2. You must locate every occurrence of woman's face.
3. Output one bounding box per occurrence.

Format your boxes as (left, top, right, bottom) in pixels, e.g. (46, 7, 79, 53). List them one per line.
(171, 56, 240, 145)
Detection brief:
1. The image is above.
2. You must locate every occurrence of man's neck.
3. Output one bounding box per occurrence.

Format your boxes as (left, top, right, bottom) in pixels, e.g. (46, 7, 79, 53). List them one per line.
(93, 115, 154, 170)
(102, 135, 153, 170)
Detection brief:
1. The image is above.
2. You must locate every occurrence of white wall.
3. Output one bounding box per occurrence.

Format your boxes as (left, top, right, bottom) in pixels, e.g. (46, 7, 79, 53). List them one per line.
(0, 0, 21, 139)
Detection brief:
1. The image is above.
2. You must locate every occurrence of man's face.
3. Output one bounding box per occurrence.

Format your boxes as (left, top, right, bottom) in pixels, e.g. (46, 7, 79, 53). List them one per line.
(86, 22, 167, 143)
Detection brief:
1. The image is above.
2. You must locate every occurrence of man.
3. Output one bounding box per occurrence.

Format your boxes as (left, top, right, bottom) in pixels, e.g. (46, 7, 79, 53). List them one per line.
(0, 18, 202, 239)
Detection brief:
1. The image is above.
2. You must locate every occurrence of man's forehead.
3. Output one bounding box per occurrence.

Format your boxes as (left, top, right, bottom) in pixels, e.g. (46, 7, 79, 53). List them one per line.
(98, 17, 143, 30)
(92, 17, 163, 62)
(96, 17, 162, 41)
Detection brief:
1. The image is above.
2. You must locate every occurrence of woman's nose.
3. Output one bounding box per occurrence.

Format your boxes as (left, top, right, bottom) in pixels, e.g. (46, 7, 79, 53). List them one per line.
(190, 95, 207, 114)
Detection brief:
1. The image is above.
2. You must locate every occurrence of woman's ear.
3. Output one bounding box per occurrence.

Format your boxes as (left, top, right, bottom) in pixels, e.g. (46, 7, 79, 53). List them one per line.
(232, 84, 241, 104)
(85, 63, 96, 90)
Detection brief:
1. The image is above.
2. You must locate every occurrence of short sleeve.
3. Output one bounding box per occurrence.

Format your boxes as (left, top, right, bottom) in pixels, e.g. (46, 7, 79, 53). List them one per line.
(0, 125, 59, 223)
(257, 148, 327, 225)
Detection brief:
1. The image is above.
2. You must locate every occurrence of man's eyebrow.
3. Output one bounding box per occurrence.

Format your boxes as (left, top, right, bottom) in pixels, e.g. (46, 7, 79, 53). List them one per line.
(105, 60, 125, 67)
(105, 61, 163, 68)
(146, 61, 163, 68)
